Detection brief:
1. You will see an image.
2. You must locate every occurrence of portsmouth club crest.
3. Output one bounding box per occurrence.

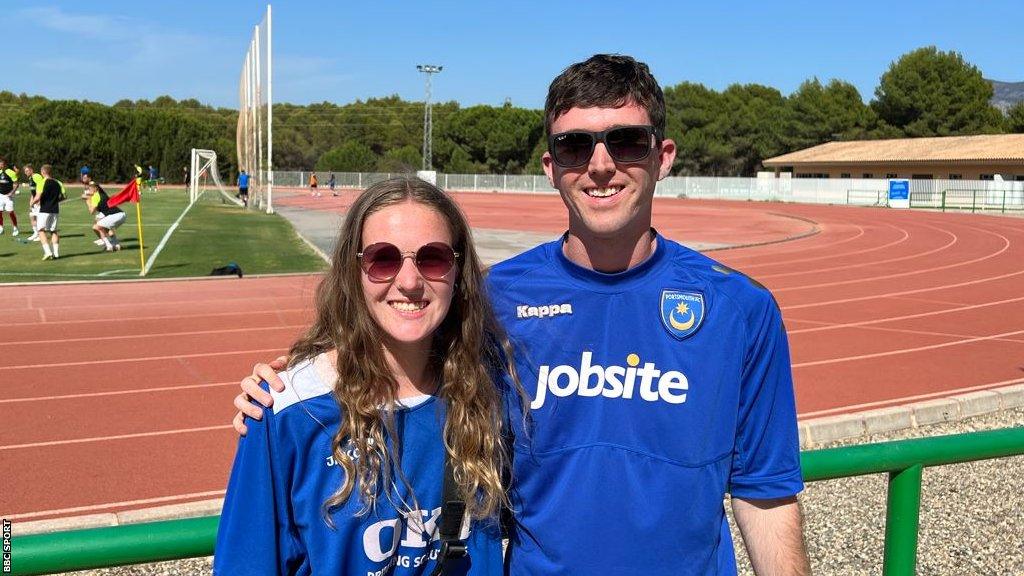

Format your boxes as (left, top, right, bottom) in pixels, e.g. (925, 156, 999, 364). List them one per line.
(660, 290, 706, 340)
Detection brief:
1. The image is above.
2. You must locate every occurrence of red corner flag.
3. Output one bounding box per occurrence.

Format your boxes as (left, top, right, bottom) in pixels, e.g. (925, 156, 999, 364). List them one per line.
(107, 179, 140, 208)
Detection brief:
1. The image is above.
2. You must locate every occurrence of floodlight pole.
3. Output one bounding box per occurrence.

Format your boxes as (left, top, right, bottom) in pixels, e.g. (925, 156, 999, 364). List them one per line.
(417, 64, 442, 171)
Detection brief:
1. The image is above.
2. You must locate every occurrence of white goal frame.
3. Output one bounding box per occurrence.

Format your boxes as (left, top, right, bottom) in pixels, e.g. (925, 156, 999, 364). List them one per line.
(190, 148, 241, 206)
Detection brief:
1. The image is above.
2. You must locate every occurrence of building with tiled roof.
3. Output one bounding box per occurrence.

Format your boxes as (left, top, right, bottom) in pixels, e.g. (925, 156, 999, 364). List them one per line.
(763, 134, 1024, 180)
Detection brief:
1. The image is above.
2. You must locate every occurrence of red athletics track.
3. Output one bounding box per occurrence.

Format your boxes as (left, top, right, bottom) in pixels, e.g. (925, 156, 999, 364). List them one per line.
(2, 192, 1023, 523)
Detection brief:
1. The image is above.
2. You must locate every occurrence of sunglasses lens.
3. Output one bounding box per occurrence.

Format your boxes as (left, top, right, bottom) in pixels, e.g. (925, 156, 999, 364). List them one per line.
(606, 127, 652, 162)
(361, 243, 402, 281)
(416, 243, 456, 280)
(552, 132, 595, 167)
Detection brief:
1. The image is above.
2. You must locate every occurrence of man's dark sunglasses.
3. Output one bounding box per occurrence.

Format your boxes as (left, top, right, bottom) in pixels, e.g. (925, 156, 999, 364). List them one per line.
(548, 125, 662, 168)
(357, 242, 459, 282)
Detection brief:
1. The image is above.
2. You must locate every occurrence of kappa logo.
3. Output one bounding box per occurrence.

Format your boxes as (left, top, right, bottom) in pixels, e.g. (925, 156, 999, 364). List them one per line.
(660, 290, 706, 340)
(516, 302, 573, 319)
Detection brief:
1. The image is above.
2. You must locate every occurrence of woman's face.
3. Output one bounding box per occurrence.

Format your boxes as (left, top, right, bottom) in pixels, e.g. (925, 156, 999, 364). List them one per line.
(359, 201, 457, 348)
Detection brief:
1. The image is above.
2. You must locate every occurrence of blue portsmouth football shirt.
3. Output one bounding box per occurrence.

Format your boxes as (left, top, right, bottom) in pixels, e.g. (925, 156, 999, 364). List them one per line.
(214, 355, 503, 575)
(487, 232, 803, 575)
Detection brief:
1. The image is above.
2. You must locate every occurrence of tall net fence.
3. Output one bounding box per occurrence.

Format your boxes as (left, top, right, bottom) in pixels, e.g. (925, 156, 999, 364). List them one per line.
(237, 5, 273, 213)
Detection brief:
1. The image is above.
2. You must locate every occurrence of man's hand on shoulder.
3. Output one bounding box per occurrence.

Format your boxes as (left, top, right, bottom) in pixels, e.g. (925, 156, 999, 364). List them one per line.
(232, 355, 289, 435)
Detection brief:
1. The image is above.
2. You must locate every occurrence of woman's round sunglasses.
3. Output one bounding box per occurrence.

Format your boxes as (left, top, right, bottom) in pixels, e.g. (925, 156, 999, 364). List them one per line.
(548, 124, 662, 168)
(357, 242, 459, 282)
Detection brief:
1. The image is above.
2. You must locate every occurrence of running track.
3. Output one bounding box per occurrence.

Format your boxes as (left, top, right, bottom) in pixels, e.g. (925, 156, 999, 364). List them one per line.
(2, 191, 1023, 523)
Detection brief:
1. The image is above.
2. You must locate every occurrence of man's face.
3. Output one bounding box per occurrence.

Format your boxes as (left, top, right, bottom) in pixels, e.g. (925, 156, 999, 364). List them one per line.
(542, 103, 676, 241)
(23, 167, 32, 177)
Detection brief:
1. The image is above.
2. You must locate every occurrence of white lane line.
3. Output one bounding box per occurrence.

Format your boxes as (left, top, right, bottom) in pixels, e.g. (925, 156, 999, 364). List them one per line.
(781, 266, 1024, 311)
(790, 320, 1024, 344)
(41, 292, 308, 313)
(787, 294, 1024, 334)
(0, 424, 232, 451)
(760, 224, 955, 279)
(0, 307, 309, 330)
(745, 222, 911, 270)
(799, 378, 1024, 419)
(885, 295, 972, 307)
(3, 490, 227, 521)
(0, 381, 236, 404)
(725, 221, 866, 265)
(794, 319, 1024, 342)
(776, 225, 1009, 292)
(4, 324, 303, 348)
(0, 287, 314, 317)
(0, 347, 286, 371)
(793, 328, 1024, 368)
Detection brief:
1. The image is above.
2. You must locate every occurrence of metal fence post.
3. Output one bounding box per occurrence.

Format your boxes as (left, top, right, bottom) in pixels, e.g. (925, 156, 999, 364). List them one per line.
(882, 464, 923, 575)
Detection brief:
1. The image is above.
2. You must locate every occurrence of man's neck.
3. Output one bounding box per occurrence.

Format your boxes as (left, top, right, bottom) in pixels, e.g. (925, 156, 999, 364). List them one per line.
(562, 226, 656, 273)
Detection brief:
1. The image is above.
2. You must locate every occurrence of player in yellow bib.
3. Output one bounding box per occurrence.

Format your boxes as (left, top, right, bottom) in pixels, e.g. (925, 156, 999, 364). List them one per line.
(83, 181, 126, 251)
(22, 164, 47, 241)
(0, 158, 20, 235)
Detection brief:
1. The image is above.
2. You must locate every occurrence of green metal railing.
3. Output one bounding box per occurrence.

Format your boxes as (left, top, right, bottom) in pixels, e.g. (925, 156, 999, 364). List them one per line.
(909, 189, 1024, 213)
(801, 426, 1024, 574)
(7, 427, 1024, 575)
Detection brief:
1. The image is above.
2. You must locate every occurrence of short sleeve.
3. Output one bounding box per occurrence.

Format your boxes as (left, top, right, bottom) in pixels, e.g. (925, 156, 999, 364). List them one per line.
(728, 297, 804, 500)
(214, 388, 305, 574)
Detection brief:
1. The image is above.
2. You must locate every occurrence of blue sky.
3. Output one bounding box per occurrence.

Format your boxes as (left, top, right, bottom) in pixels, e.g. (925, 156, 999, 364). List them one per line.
(7, 1, 1023, 110)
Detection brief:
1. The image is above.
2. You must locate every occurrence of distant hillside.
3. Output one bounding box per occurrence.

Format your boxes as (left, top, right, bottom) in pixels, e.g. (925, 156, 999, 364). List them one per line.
(989, 80, 1024, 111)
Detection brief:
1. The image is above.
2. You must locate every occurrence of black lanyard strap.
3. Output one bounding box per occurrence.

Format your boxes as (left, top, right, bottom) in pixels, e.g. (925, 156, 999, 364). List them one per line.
(430, 456, 468, 576)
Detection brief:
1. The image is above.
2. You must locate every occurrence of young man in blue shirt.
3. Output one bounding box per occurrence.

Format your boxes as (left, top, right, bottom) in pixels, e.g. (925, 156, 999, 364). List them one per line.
(234, 54, 809, 575)
(237, 170, 250, 207)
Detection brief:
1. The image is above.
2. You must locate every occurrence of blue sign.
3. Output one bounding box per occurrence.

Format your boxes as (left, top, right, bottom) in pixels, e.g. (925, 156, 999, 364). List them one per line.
(888, 179, 910, 201)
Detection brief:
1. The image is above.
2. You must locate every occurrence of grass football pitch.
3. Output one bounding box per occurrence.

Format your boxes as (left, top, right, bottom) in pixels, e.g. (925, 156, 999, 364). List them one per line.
(0, 186, 327, 283)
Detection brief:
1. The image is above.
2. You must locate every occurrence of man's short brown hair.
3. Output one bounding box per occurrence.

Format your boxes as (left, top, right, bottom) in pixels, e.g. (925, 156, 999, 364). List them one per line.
(544, 54, 666, 138)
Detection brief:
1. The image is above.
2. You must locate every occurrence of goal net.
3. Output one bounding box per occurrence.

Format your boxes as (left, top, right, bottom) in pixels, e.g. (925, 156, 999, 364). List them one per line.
(190, 148, 240, 206)
(237, 4, 273, 213)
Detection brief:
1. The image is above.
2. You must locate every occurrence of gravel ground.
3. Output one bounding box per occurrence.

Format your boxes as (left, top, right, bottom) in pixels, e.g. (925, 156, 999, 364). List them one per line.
(46, 408, 1023, 575)
(732, 407, 1024, 576)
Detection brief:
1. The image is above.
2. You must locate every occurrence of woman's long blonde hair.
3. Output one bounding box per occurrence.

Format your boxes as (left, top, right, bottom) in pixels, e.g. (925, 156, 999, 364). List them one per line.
(289, 177, 517, 521)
